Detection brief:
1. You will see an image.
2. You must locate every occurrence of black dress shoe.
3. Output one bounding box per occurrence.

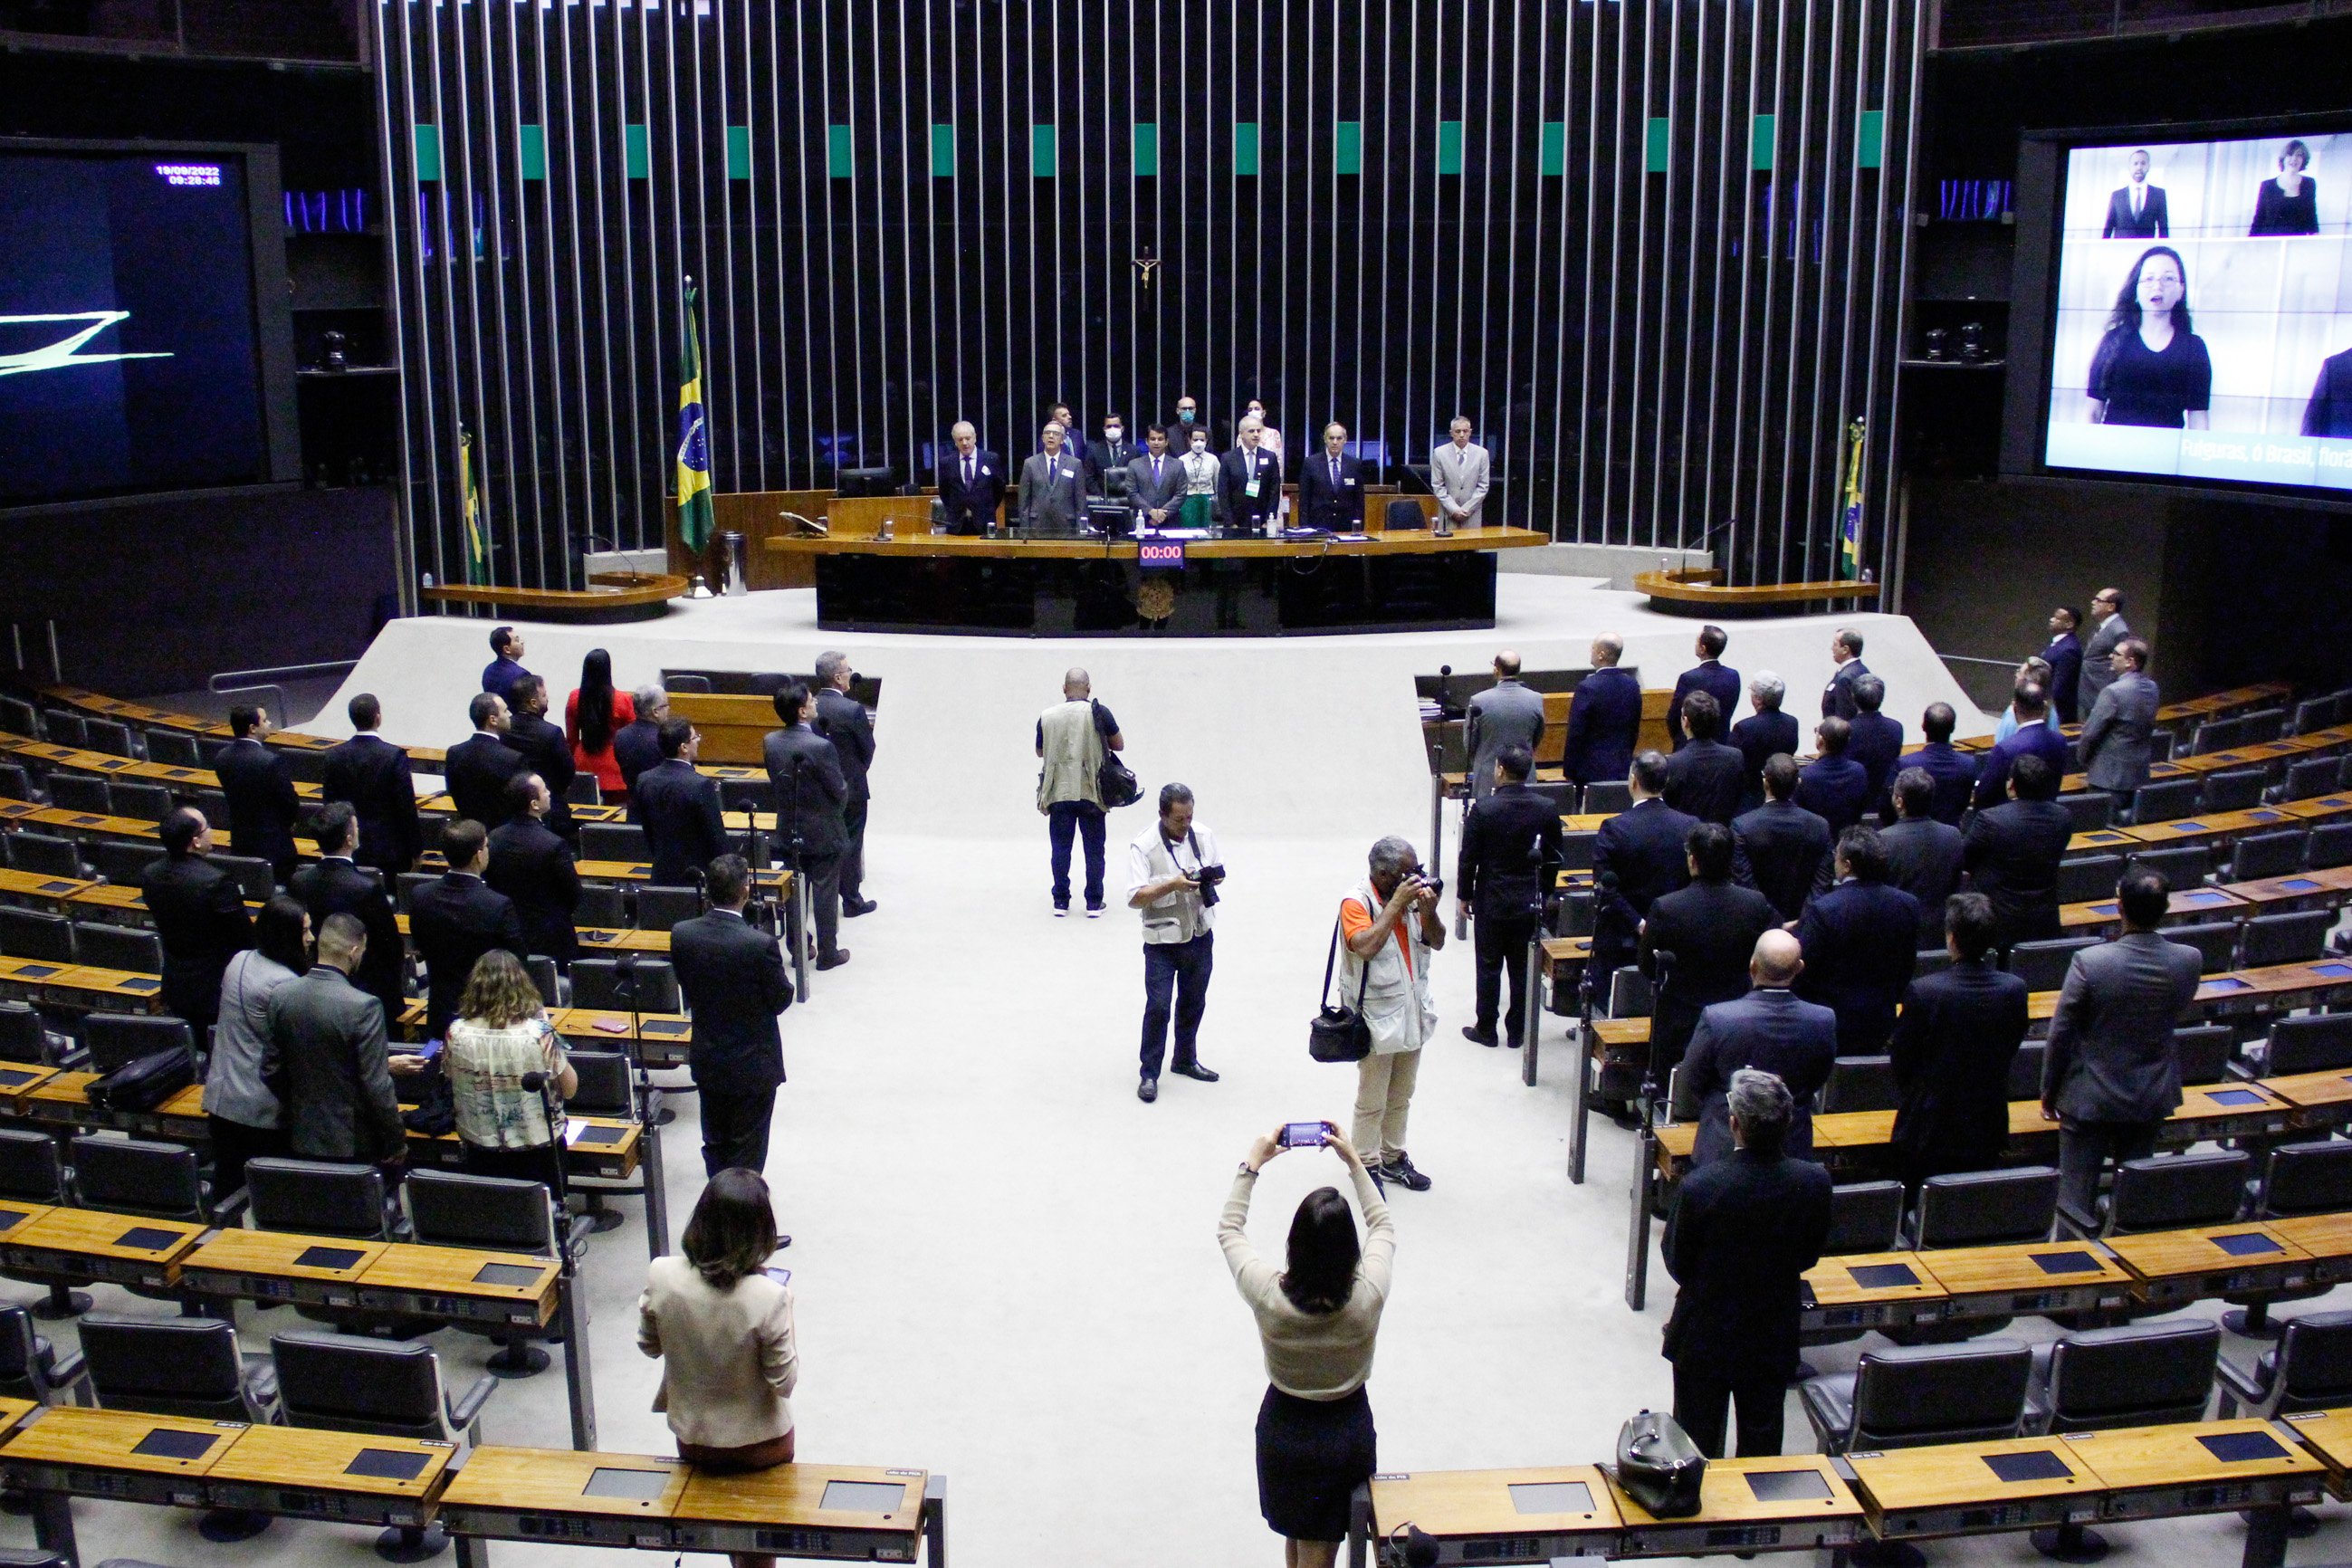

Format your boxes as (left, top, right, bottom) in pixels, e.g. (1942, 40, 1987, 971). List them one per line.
(816, 950, 851, 970)
(1137, 1077, 1159, 1104)
(1461, 1025, 1500, 1047)
(776, 1235, 792, 1249)
(841, 898, 877, 917)
(1171, 1061, 1220, 1083)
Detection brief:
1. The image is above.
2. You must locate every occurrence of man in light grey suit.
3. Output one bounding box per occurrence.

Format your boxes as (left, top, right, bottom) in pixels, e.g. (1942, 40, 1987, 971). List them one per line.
(268, 913, 406, 1167)
(1018, 421, 1086, 534)
(1124, 425, 1188, 531)
(1465, 650, 1546, 800)
(1431, 415, 1491, 530)
(2078, 587, 2132, 710)
(2079, 636, 2158, 802)
(2041, 867, 2203, 1221)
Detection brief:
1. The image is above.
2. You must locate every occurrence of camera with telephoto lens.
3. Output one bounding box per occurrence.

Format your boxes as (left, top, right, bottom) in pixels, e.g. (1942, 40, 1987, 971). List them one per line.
(1191, 863, 1227, 906)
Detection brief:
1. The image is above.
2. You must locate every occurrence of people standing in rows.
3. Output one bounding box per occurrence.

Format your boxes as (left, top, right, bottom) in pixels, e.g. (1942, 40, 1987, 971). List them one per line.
(1660, 693, 1745, 827)
(1431, 415, 1490, 529)
(486, 772, 582, 966)
(1821, 629, 1869, 720)
(143, 808, 253, 1039)
(938, 421, 1007, 535)
(765, 684, 850, 973)
(1846, 677, 1904, 825)
(2080, 588, 2132, 711)
(447, 692, 529, 831)
(271, 911, 405, 1172)
(1731, 673, 1799, 811)
(1297, 424, 1366, 532)
(613, 684, 670, 799)
(1880, 769, 1965, 945)
(445, 948, 576, 1190)
(1972, 682, 2069, 809)
(1910, 703, 1979, 826)
(812, 651, 877, 919)
(502, 674, 578, 849)
(408, 818, 526, 1040)
(1221, 416, 1283, 536)
(1993, 657, 2054, 745)
(1889, 894, 2028, 1190)
(1339, 837, 1446, 1192)
(2080, 636, 2159, 806)
(1084, 413, 1137, 496)
(1732, 756, 1832, 922)
(1794, 717, 1869, 835)
(1964, 754, 2073, 954)
(481, 625, 532, 703)
(1018, 422, 1085, 533)
(1595, 752, 1700, 931)
(1564, 635, 1641, 789)
(217, 703, 300, 884)
(1672, 932, 1835, 1169)
(322, 693, 420, 875)
(1178, 425, 1221, 528)
(1455, 745, 1563, 1049)
(1127, 783, 1223, 1103)
(566, 648, 637, 802)
(672, 856, 794, 1180)
(206, 894, 308, 1197)
(1792, 826, 1921, 1058)
(1463, 650, 1544, 803)
(1640, 824, 1778, 1094)
(1037, 668, 1123, 916)
(1667, 626, 1741, 751)
(290, 802, 406, 1022)
(2043, 606, 2085, 724)
(1127, 426, 1189, 531)
(636, 720, 730, 892)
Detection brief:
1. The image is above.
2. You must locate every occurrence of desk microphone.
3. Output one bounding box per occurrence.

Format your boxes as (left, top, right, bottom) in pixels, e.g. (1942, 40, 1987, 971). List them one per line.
(1384, 1523, 1439, 1568)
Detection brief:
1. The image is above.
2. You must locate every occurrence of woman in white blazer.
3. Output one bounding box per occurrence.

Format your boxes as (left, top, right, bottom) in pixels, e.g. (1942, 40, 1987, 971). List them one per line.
(639, 1168, 798, 1563)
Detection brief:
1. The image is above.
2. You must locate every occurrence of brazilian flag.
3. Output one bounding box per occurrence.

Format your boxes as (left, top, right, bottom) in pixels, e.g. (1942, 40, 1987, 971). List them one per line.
(1838, 418, 1865, 580)
(675, 278, 713, 553)
(460, 423, 489, 586)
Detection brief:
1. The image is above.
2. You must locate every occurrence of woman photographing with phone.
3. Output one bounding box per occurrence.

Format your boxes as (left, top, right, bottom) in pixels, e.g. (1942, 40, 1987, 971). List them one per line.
(1220, 1122, 1395, 1568)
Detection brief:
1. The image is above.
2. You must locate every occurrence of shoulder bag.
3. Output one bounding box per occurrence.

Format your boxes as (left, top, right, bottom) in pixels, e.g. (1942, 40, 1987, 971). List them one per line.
(1308, 904, 1373, 1064)
(1092, 700, 1143, 808)
(85, 1046, 196, 1114)
(1613, 1409, 1707, 1518)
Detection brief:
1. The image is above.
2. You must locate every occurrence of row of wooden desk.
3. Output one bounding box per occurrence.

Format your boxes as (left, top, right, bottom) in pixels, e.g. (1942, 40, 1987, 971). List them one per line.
(1352, 1409, 2341, 1568)
(0, 1401, 944, 1568)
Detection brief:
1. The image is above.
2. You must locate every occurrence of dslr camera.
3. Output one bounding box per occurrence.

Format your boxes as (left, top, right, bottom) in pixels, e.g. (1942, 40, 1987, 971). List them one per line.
(1409, 865, 1443, 898)
(1191, 863, 1227, 907)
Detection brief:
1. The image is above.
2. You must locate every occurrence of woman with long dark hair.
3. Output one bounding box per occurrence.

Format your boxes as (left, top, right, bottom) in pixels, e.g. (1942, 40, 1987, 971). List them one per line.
(1219, 1123, 1394, 1568)
(206, 894, 310, 1195)
(2086, 245, 2212, 430)
(565, 647, 636, 799)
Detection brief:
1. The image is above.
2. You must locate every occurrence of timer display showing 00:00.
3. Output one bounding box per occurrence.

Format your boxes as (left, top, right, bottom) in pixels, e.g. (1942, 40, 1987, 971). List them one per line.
(1137, 540, 1185, 572)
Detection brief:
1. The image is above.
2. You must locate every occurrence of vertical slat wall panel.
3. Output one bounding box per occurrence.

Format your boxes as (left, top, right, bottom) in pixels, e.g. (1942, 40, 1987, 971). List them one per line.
(380, 0, 1920, 591)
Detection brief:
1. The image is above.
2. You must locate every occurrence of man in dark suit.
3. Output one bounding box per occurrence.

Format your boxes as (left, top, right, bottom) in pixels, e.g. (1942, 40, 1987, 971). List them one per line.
(1661, 1066, 1831, 1458)
(614, 685, 668, 799)
(765, 684, 850, 972)
(1821, 628, 1868, 720)
(813, 652, 876, 917)
(1733, 756, 1833, 922)
(2101, 150, 2168, 238)
(406, 818, 526, 1038)
(270, 912, 406, 1167)
(937, 421, 1007, 535)
(1666, 626, 1742, 751)
(323, 693, 421, 875)
(635, 719, 731, 893)
(1296, 423, 1368, 532)
(2044, 607, 2086, 726)
(1882, 769, 1965, 943)
(501, 675, 578, 848)
(1912, 703, 1980, 827)
(290, 802, 406, 1022)
(672, 854, 793, 1178)
(1964, 754, 2073, 954)
(486, 773, 582, 967)
(1218, 421, 1283, 534)
(215, 704, 301, 884)
(1846, 676, 1905, 824)
(1640, 823, 1779, 1088)
(141, 808, 253, 1035)
(1661, 693, 1746, 827)
(1731, 673, 1801, 812)
(445, 693, 530, 831)
(1082, 414, 1138, 496)
(1454, 745, 1564, 1049)
(1565, 635, 1644, 789)
(2042, 868, 2204, 1219)
(1972, 683, 2070, 809)
(2303, 345, 2352, 439)
(1124, 427, 1190, 531)
(481, 626, 532, 703)
(1592, 752, 1699, 979)
(1888, 893, 2028, 1189)
(1793, 826, 1922, 1057)
(1794, 717, 1870, 835)
(1672, 931, 1838, 1168)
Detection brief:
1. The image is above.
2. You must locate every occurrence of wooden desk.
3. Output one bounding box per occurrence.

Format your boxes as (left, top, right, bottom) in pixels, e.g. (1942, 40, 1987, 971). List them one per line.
(1632, 567, 1882, 617)
(2103, 1222, 2314, 1306)
(0, 1065, 58, 1108)
(358, 1243, 561, 1331)
(418, 573, 688, 622)
(1366, 1466, 1622, 1560)
(2251, 1069, 2352, 1128)
(2061, 885, 2248, 931)
(2258, 1212, 2352, 1286)
(2225, 865, 2352, 912)
(2060, 1418, 2325, 1522)
(1916, 1240, 2134, 1322)
(573, 927, 672, 954)
(672, 1462, 932, 1560)
(1609, 1455, 1866, 1556)
(435, 1444, 689, 1546)
(2168, 1080, 2296, 1143)
(1847, 1436, 2101, 1538)
(1801, 1251, 1948, 1336)
(2279, 1407, 2352, 1498)
(0, 1405, 244, 1502)
(177, 1226, 387, 1305)
(2280, 792, 2352, 821)
(0, 1205, 204, 1290)
(553, 1008, 694, 1067)
(201, 1421, 455, 1526)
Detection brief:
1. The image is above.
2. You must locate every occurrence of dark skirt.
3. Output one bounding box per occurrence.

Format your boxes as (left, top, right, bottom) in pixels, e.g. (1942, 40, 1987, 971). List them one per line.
(1256, 1384, 1376, 1543)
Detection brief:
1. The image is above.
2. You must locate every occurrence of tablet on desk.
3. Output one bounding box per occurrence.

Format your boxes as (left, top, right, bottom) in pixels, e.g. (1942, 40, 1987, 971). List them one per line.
(1983, 1450, 2075, 1484)
(132, 1428, 221, 1460)
(2031, 1249, 2103, 1275)
(2276, 879, 2323, 892)
(347, 1448, 433, 1481)
(1508, 1480, 1595, 1515)
(2211, 1232, 2284, 1257)
(8, 964, 59, 979)
(294, 1245, 367, 1270)
(820, 1479, 912, 1513)
(584, 1467, 677, 1500)
(2204, 977, 2255, 993)
(2313, 962, 2352, 979)
(2200, 1430, 2290, 1463)
(473, 1262, 544, 1288)
(642, 1019, 691, 1037)
(0, 1068, 38, 1087)
(1848, 1262, 1921, 1288)
(118, 978, 159, 993)
(112, 1226, 183, 1251)
(1744, 1469, 1833, 1503)
(35, 881, 76, 894)
(2204, 1088, 2267, 1107)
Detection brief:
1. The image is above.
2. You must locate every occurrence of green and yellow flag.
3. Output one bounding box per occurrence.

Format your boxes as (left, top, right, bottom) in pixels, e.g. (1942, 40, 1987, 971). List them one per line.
(460, 423, 489, 586)
(675, 278, 713, 553)
(1838, 418, 1865, 580)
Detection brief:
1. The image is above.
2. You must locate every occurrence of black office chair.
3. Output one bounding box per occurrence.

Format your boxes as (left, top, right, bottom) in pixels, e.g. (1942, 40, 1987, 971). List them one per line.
(212, 855, 275, 904)
(2309, 822, 2352, 870)
(2283, 757, 2341, 801)
(1800, 1340, 2032, 1454)
(577, 882, 629, 929)
(2218, 1309, 2352, 1418)
(564, 774, 602, 806)
(2022, 1317, 2220, 1558)
(37, 713, 83, 750)
(718, 778, 766, 813)
(0, 1304, 85, 1407)
(2126, 844, 2208, 888)
(2291, 696, 2338, 735)
(0, 699, 36, 740)
(634, 885, 703, 931)
(2229, 830, 2310, 883)
(107, 781, 174, 823)
(2055, 855, 2126, 907)
(2164, 921, 2240, 976)
(87, 838, 159, 887)
(2200, 769, 2269, 813)
(245, 1158, 399, 1241)
(1552, 890, 1595, 939)
(395, 871, 438, 913)
(2225, 1143, 2352, 1337)
(0, 1128, 83, 1321)
(1912, 948, 1954, 983)
(81, 1014, 189, 1076)
(0, 763, 33, 804)
(1819, 1056, 1898, 1114)
(2249, 1013, 2352, 1077)
(2006, 1040, 2047, 1102)
(569, 958, 680, 1014)
(0, 911, 73, 964)
(523, 955, 561, 1008)
(1824, 1180, 1906, 1256)
(665, 674, 713, 693)
(1605, 967, 1653, 1020)
(42, 775, 110, 815)
(78, 1312, 279, 1540)
(1582, 780, 1633, 815)
(68, 1135, 210, 1221)
(2065, 1151, 2247, 1238)
(579, 823, 649, 863)
(2131, 779, 2204, 825)
(562, 1050, 656, 1233)
(1556, 831, 1599, 874)
(1525, 780, 1575, 816)
(70, 925, 161, 978)
(2241, 910, 2333, 968)
(81, 719, 136, 759)
(2008, 937, 2099, 994)
(2058, 792, 2115, 834)
(1910, 1166, 2060, 1249)
(143, 729, 203, 768)
(406, 1169, 587, 1377)
(2237, 708, 2289, 744)
(1382, 498, 1427, 531)
(2171, 1022, 2233, 1085)
(272, 1330, 497, 1561)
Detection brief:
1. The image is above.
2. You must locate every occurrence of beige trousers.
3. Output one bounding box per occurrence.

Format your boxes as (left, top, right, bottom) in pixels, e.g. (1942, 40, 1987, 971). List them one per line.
(1353, 1047, 1423, 1162)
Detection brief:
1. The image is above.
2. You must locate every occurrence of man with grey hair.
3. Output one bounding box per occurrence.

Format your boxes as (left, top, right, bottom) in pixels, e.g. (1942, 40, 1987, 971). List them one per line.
(1661, 1065, 1832, 1458)
(1565, 635, 1642, 789)
(1126, 782, 1222, 1101)
(1018, 422, 1085, 534)
(1037, 668, 1123, 915)
(1731, 671, 1799, 812)
(613, 684, 669, 798)
(1464, 650, 1545, 802)
(1335, 836, 1447, 1190)
(938, 421, 1006, 535)
(813, 651, 877, 915)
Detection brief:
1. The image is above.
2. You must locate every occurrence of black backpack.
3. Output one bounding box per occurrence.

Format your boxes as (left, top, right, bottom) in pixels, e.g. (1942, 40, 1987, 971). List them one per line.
(85, 1047, 196, 1114)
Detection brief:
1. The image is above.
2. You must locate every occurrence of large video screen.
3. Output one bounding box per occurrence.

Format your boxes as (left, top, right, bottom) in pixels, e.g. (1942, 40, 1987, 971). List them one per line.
(2041, 129, 2352, 494)
(0, 147, 278, 504)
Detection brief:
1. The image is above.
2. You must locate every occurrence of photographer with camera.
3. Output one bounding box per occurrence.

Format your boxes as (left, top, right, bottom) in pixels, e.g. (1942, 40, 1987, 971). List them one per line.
(1125, 782, 1223, 1104)
(1337, 837, 1447, 1191)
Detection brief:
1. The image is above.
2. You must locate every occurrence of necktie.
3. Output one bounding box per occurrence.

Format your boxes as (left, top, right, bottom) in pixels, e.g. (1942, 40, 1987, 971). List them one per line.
(964, 456, 974, 484)
(2133, 186, 2143, 216)
(1152, 458, 1162, 485)
(1330, 456, 1340, 483)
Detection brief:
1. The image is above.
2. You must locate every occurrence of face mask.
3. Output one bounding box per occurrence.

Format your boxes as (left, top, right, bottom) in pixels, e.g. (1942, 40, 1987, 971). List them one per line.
(1178, 409, 1194, 422)
(1106, 426, 1123, 441)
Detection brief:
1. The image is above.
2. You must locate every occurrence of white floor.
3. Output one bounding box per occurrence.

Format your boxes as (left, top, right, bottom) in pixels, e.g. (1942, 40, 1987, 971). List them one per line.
(25, 578, 2331, 1568)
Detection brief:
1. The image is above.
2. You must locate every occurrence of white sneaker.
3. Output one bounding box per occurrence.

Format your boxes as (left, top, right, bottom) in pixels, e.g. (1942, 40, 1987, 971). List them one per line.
(1086, 905, 1104, 919)
(1054, 905, 1069, 918)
